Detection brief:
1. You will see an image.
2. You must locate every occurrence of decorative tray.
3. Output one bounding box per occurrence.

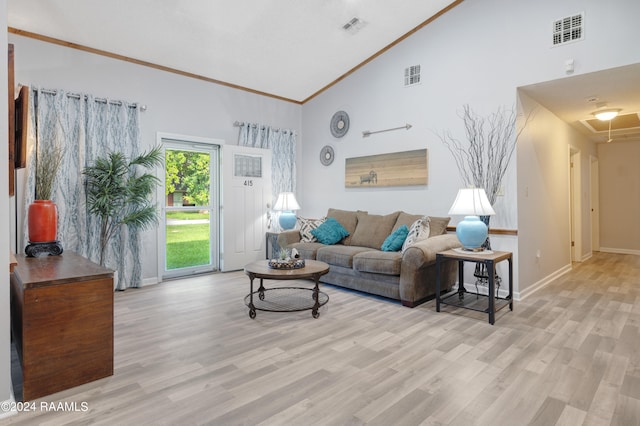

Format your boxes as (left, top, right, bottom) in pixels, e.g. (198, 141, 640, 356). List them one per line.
(268, 259, 305, 269)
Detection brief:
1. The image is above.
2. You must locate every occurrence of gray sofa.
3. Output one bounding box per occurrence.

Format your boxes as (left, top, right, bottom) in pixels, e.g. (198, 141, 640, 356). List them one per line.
(277, 208, 462, 307)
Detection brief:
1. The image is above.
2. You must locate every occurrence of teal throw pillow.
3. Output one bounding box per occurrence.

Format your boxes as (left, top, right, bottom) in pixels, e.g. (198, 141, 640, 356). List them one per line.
(381, 224, 409, 252)
(311, 217, 350, 245)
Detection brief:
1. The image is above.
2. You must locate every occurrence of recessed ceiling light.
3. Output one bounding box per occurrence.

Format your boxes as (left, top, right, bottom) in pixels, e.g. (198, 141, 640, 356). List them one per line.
(592, 108, 621, 121)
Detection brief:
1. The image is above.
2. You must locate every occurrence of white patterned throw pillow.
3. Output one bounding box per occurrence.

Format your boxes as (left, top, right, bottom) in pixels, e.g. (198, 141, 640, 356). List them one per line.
(298, 217, 326, 242)
(401, 216, 431, 252)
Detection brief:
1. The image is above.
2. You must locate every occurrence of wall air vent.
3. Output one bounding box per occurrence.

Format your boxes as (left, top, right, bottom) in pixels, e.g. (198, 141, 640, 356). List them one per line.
(552, 13, 584, 46)
(404, 65, 421, 87)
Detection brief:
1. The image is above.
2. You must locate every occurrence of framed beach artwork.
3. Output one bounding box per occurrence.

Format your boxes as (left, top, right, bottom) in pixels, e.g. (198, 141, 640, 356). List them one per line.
(345, 149, 428, 188)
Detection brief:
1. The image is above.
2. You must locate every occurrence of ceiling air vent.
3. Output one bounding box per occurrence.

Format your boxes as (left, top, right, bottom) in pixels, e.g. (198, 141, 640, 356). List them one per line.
(404, 65, 421, 87)
(552, 13, 584, 46)
(342, 17, 366, 34)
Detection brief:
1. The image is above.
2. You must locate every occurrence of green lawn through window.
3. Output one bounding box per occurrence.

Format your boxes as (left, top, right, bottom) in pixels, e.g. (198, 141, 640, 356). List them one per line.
(166, 211, 211, 270)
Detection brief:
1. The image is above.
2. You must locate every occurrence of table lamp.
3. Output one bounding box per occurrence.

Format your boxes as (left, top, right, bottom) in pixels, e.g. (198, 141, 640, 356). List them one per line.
(274, 192, 300, 230)
(448, 188, 495, 251)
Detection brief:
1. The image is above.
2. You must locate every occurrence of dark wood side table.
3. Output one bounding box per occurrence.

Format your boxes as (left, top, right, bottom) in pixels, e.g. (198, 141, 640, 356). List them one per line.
(10, 252, 114, 401)
(436, 249, 513, 325)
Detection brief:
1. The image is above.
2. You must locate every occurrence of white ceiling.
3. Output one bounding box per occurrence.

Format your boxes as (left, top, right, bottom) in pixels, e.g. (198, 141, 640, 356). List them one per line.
(7, 0, 460, 103)
(520, 63, 640, 144)
(8, 0, 640, 142)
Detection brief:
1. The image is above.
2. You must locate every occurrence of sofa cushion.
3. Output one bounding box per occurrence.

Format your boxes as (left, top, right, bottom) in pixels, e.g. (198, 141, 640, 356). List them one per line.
(311, 217, 350, 245)
(381, 224, 409, 252)
(353, 250, 402, 275)
(393, 212, 450, 237)
(297, 216, 325, 242)
(326, 208, 363, 245)
(350, 211, 400, 249)
(317, 245, 372, 268)
(428, 216, 451, 236)
(393, 212, 422, 232)
(402, 216, 431, 252)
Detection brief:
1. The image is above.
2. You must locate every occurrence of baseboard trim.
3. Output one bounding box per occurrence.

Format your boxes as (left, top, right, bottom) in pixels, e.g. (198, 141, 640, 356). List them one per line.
(599, 247, 640, 256)
(0, 390, 17, 419)
(518, 264, 573, 300)
(141, 277, 160, 287)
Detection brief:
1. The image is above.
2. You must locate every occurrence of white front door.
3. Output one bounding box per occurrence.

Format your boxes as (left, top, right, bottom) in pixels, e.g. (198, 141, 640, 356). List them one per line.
(221, 145, 272, 271)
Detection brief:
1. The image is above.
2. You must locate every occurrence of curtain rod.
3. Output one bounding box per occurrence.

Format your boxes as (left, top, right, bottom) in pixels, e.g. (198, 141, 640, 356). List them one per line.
(233, 121, 294, 134)
(34, 87, 147, 111)
(234, 121, 271, 130)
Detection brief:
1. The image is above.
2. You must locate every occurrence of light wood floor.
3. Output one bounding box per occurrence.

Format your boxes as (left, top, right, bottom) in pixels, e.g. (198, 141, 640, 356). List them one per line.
(3, 252, 640, 425)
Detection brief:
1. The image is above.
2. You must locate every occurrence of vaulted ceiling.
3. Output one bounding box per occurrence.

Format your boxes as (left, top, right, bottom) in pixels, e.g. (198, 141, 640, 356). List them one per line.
(7, 0, 461, 103)
(7, 1, 640, 143)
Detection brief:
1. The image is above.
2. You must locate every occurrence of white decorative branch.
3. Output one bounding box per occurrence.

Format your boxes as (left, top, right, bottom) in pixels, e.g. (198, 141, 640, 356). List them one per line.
(436, 105, 530, 205)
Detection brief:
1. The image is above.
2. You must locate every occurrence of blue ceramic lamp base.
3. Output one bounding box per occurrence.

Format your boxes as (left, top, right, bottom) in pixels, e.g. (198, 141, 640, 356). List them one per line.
(456, 215, 488, 251)
(278, 211, 297, 230)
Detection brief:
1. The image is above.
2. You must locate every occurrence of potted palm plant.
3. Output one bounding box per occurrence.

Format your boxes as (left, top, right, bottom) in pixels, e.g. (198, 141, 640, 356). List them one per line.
(83, 146, 163, 266)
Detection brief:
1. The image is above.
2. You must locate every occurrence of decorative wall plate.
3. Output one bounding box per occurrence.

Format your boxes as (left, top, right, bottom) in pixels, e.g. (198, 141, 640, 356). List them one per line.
(330, 111, 350, 138)
(320, 145, 335, 166)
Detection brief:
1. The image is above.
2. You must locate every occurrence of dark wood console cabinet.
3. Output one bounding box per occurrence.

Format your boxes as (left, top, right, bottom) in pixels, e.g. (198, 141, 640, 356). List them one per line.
(10, 252, 114, 401)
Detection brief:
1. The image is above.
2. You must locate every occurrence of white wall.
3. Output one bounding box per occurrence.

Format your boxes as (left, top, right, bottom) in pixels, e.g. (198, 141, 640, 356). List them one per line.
(8, 0, 639, 294)
(9, 34, 302, 283)
(1, 0, 12, 408)
(516, 92, 597, 297)
(598, 141, 640, 254)
(299, 0, 640, 296)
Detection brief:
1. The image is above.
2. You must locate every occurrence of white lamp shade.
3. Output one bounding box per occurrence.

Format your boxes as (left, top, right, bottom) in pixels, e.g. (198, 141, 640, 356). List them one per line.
(448, 188, 495, 216)
(273, 192, 300, 211)
(448, 188, 495, 250)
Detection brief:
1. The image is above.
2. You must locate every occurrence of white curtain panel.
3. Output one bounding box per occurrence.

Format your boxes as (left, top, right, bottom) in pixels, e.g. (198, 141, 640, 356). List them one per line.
(23, 87, 143, 290)
(238, 122, 297, 203)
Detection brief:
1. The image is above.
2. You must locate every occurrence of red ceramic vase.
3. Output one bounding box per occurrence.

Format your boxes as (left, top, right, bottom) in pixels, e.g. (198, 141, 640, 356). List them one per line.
(28, 200, 58, 243)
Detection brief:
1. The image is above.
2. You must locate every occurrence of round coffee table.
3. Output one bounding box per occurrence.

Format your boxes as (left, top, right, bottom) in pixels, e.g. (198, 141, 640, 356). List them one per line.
(244, 259, 330, 319)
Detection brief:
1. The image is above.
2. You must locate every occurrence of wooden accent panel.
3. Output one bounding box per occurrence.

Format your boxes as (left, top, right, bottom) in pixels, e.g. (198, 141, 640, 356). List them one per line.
(8, 44, 14, 196)
(10, 252, 114, 401)
(446, 225, 518, 236)
(345, 149, 428, 188)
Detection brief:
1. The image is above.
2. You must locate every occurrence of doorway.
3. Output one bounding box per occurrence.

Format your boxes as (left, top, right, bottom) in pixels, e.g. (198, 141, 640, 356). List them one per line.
(590, 155, 600, 252)
(159, 134, 221, 279)
(569, 147, 582, 262)
(220, 145, 272, 271)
